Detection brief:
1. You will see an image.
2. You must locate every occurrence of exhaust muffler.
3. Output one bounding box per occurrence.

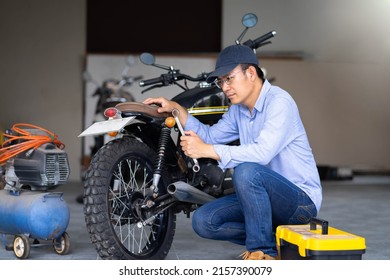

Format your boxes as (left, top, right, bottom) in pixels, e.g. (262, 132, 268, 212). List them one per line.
(167, 181, 215, 204)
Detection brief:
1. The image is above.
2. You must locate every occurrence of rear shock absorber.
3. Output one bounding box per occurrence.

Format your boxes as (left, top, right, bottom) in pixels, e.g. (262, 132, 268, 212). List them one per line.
(151, 126, 171, 196)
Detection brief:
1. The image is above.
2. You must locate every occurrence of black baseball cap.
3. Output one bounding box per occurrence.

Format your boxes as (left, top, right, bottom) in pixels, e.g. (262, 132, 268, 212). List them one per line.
(206, 44, 259, 83)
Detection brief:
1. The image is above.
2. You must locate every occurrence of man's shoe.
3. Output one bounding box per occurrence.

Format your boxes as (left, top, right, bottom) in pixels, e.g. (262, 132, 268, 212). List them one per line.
(240, 250, 277, 260)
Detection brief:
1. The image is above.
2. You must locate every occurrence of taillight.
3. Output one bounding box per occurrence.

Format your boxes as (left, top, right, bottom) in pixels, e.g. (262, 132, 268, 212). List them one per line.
(104, 107, 120, 118)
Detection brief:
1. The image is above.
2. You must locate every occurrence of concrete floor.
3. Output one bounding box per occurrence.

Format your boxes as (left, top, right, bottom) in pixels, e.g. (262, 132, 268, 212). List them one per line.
(1, 175, 389, 260)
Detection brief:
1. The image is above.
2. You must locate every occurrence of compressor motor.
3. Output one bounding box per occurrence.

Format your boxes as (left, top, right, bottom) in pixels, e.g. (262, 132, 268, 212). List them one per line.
(3, 143, 70, 191)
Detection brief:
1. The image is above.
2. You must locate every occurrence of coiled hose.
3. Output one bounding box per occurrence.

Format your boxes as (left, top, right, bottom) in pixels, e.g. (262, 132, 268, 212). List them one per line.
(0, 123, 65, 166)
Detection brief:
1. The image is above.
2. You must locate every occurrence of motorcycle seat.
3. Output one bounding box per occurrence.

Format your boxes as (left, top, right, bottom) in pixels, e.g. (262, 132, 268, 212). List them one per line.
(115, 102, 170, 118)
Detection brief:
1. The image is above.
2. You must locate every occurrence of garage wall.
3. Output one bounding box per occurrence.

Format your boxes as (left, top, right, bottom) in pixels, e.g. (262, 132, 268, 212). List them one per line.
(0, 0, 85, 181)
(222, 0, 390, 171)
(261, 58, 390, 169)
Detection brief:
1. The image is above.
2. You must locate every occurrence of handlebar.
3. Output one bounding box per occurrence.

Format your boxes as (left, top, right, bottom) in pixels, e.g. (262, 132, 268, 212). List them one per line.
(139, 76, 166, 87)
(139, 30, 276, 93)
(139, 72, 211, 93)
(243, 31, 277, 49)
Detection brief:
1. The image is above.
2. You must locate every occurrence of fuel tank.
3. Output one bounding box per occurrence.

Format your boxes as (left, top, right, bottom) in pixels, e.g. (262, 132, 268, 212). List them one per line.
(0, 190, 70, 240)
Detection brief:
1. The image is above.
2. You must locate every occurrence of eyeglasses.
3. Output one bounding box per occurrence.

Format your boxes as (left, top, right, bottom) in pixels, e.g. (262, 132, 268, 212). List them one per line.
(214, 69, 246, 89)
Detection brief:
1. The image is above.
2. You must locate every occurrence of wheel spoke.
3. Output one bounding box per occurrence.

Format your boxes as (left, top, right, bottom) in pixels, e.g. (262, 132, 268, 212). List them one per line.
(110, 156, 161, 255)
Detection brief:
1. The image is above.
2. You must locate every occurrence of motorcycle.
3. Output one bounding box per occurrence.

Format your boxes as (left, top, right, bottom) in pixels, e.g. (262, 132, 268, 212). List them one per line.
(79, 13, 276, 260)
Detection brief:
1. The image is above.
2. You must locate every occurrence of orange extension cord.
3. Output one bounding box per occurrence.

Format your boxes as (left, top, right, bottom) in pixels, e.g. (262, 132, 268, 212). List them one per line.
(0, 123, 65, 166)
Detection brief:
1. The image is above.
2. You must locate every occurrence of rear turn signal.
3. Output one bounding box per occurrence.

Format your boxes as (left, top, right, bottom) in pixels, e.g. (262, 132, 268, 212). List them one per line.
(165, 117, 176, 128)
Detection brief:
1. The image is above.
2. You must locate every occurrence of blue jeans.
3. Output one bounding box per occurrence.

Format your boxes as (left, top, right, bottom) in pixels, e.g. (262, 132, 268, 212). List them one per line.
(192, 163, 317, 257)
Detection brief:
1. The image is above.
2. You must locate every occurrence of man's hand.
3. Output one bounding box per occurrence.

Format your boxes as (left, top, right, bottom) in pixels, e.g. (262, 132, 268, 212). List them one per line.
(180, 130, 220, 160)
(143, 97, 188, 126)
(143, 97, 174, 113)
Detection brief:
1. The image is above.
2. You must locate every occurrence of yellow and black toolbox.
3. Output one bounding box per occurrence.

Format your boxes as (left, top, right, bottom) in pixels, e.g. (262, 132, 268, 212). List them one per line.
(276, 218, 366, 260)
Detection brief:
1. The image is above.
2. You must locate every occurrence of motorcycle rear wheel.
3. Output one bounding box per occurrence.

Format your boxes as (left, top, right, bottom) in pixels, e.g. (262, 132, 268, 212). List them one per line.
(83, 137, 176, 259)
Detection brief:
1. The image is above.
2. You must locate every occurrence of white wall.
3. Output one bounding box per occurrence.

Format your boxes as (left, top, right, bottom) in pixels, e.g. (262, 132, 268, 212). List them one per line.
(223, 0, 390, 64)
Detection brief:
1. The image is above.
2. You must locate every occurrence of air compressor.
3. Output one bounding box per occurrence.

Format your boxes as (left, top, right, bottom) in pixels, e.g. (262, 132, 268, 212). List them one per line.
(0, 123, 71, 259)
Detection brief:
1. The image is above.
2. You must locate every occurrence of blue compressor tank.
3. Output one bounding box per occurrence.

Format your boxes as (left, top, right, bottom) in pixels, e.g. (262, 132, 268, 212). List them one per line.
(0, 190, 70, 240)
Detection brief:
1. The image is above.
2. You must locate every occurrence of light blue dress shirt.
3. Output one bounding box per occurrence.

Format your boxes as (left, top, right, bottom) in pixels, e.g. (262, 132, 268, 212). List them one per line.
(184, 80, 322, 212)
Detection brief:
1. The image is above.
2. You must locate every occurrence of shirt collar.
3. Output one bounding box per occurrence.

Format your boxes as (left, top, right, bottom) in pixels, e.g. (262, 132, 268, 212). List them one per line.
(239, 79, 271, 116)
(254, 79, 271, 113)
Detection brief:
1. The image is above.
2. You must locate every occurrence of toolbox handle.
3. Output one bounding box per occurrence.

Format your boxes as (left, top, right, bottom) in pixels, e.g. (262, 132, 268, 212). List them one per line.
(310, 217, 328, 235)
